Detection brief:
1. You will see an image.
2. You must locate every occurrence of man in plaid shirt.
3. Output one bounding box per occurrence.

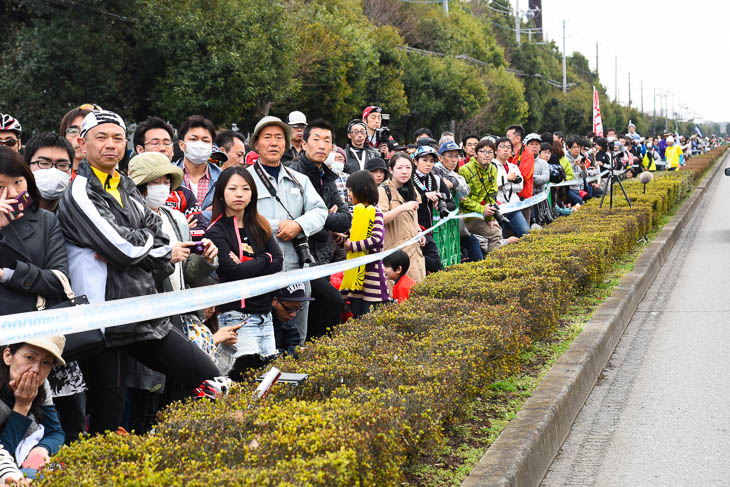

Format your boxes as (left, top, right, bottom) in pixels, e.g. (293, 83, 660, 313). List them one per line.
(174, 115, 222, 219)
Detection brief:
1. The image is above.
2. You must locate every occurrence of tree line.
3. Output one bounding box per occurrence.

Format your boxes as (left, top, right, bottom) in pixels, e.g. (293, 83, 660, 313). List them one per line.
(2, 0, 720, 141)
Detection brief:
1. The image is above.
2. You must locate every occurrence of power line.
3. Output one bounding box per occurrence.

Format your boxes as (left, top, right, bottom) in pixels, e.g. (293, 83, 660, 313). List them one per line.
(398, 46, 576, 89)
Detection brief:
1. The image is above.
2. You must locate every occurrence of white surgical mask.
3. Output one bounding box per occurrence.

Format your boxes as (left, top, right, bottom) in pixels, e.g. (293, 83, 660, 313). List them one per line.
(145, 184, 170, 209)
(646, 143, 653, 149)
(184, 141, 212, 165)
(330, 161, 345, 174)
(34, 168, 70, 200)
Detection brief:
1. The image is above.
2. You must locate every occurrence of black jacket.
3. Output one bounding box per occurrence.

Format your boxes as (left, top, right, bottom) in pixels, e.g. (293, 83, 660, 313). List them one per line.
(413, 172, 453, 230)
(291, 155, 351, 265)
(281, 146, 304, 167)
(57, 160, 174, 347)
(205, 214, 283, 314)
(343, 144, 380, 174)
(0, 207, 68, 315)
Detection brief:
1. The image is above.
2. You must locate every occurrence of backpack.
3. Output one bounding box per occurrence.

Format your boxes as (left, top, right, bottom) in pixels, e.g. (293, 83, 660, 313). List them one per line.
(549, 163, 566, 184)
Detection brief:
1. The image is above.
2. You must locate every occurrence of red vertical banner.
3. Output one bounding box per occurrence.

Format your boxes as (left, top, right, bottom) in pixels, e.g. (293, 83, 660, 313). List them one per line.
(593, 86, 604, 137)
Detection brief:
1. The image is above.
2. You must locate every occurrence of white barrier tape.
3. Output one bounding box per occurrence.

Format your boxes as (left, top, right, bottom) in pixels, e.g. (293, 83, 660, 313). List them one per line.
(0, 206, 467, 345)
(3, 179, 589, 345)
(550, 170, 609, 187)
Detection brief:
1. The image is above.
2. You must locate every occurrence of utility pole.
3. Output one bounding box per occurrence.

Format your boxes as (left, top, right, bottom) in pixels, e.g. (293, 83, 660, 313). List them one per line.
(595, 41, 599, 77)
(443, 0, 448, 16)
(515, 0, 520, 45)
(628, 72, 631, 108)
(562, 20, 567, 93)
(614, 56, 618, 103)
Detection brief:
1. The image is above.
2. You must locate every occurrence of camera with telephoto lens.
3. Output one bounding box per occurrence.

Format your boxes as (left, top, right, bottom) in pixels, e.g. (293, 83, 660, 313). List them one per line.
(489, 204, 510, 225)
(436, 194, 450, 218)
(292, 234, 314, 266)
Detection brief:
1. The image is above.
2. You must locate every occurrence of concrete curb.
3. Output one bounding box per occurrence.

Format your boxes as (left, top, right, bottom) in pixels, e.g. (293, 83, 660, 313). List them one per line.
(462, 152, 730, 487)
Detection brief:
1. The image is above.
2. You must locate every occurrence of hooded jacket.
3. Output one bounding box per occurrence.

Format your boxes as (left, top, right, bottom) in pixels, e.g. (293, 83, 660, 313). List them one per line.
(57, 160, 174, 347)
(290, 154, 351, 265)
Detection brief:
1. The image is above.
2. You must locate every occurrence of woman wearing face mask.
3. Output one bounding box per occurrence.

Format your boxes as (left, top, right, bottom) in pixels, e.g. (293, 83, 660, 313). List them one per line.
(377, 152, 426, 285)
(0, 147, 68, 315)
(127, 152, 224, 431)
(22, 133, 73, 212)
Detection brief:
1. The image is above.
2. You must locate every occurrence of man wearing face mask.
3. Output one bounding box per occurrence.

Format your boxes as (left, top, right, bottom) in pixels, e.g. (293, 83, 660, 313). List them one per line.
(22, 133, 74, 212)
(21, 132, 86, 445)
(174, 115, 220, 216)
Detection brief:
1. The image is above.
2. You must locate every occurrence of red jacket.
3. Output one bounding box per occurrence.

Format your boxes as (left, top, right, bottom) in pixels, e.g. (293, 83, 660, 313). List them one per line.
(509, 144, 534, 199)
(392, 274, 416, 302)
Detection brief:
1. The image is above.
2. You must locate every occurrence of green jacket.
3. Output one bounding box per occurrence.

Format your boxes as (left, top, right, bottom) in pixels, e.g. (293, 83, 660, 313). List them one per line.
(559, 156, 575, 181)
(458, 158, 499, 220)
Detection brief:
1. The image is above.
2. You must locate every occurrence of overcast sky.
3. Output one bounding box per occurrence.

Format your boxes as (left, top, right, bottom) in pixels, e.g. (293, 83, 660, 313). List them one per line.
(508, 0, 726, 123)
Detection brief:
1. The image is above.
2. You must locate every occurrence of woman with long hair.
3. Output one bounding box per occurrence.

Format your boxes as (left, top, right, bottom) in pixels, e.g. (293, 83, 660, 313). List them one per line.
(205, 166, 283, 380)
(377, 152, 426, 285)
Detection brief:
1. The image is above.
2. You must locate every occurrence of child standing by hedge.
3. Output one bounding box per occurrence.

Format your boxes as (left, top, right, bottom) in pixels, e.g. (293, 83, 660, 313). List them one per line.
(339, 170, 389, 317)
(383, 249, 415, 302)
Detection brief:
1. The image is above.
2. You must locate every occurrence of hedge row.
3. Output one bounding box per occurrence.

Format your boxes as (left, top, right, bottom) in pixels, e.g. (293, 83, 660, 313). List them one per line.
(38, 148, 725, 486)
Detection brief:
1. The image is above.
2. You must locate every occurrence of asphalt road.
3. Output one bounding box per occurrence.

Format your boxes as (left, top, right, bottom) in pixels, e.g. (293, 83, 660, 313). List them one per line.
(541, 167, 730, 487)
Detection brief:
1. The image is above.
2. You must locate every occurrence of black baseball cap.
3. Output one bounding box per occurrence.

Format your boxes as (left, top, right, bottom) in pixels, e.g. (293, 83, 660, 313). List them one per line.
(276, 282, 315, 302)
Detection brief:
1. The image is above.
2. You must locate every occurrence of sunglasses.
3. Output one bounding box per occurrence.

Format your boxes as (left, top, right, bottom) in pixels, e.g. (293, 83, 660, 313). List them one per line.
(0, 139, 19, 147)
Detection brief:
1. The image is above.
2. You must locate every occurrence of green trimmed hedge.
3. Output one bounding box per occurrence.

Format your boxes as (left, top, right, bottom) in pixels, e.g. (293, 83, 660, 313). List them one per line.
(37, 148, 725, 486)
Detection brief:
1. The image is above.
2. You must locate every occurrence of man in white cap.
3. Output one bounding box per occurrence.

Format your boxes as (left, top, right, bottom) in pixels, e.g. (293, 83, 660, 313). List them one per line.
(247, 116, 327, 344)
(281, 111, 307, 166)
(57, 110, 219, 435)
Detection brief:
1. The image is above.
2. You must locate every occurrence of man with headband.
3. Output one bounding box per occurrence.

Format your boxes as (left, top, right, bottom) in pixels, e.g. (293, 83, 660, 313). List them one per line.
(57, 109, 219, 435)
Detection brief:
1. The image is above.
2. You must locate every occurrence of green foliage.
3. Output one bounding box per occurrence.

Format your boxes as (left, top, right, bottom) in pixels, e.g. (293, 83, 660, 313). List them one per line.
(399, 53, 489, 135)
(0, 0, 137, 132)
(134, 0, 298, 125)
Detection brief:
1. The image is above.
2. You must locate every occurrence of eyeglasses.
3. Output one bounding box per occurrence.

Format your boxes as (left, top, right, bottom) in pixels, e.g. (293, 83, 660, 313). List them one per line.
(31, 159, 72, 171)
(65, 127, 81, 137)
(497, 144, 512, 150)
(477, 149, 494, 155)
(0, 139, 19, 148)
(144, 139, 174, 148)
(281, 302, 303, 314)
(349, 129, 366, 136)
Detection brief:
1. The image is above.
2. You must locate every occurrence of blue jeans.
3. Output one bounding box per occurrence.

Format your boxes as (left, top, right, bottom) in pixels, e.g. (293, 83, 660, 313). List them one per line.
(461, 234, 484, 262)
(218, 311, 277, 359)
(503, 210, 530, 238)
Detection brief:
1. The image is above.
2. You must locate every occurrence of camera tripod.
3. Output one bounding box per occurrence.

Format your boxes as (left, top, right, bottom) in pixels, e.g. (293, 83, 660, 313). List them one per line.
(599, 163, 632, 209)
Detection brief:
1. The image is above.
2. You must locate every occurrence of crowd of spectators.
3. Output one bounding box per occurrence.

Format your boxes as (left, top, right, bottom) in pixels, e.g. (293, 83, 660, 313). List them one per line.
(0, 106, 722, 483)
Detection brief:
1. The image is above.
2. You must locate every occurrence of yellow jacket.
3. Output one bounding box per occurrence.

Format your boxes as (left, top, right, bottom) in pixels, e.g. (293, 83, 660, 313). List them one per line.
(665, 144, 682, 168)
